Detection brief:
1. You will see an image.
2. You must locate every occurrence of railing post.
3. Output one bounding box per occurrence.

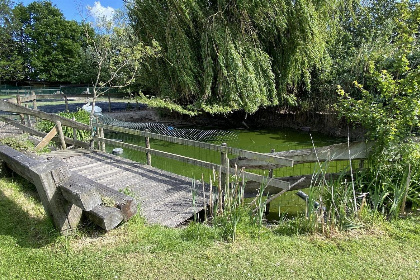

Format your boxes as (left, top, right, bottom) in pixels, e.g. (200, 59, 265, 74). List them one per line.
(268, 148, 275, 178)
(99, 127, 105, 151)
(24, 104, 31, 127)
(64, 95, 69, 112)
(220, 143, 229, 189)
(55, 120, 66, 149)
(265, 148, 275, 215)
(72, 117, 77, 148)
(31, 91, 37, 110)
(90, 117, 96, 150)
(145, 129, 151, 165)
(16, 95, 25, 124)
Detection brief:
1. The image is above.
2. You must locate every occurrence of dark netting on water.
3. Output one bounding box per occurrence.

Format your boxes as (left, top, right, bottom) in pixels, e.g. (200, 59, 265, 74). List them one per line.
(97, 115, 237, 142)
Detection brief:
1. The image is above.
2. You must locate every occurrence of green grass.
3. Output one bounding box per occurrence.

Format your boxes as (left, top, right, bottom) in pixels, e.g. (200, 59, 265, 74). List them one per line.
(0, 176, 419, 280)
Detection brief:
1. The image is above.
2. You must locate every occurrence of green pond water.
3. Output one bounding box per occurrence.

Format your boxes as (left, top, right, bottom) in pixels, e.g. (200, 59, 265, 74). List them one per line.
(103, 127, 352, 219)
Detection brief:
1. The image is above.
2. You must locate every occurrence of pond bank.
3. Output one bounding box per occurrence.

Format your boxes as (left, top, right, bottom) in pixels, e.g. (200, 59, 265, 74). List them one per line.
(104, 107, 366, 140)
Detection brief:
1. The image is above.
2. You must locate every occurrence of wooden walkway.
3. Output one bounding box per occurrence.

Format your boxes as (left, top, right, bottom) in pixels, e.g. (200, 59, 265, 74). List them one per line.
(42, 149, 206, 228)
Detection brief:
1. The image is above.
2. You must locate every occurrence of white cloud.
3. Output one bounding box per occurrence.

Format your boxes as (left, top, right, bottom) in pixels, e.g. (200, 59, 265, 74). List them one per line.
(87, 1, 115, 22)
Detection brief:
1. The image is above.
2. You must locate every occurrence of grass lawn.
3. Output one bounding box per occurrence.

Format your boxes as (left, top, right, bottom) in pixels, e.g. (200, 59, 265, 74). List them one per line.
(0, 176, 419, 280)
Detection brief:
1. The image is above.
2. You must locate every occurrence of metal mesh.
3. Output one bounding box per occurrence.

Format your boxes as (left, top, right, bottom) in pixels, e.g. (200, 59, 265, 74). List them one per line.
(97, 115, 237, 142)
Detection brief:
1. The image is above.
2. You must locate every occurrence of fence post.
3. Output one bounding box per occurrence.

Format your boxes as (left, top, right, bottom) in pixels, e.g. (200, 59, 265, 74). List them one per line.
(24, 104, 31, 127)
(16, 95, 25, 124)
(72, 117, 77, 147)
(99, 127, 105, 151)
(55, 120, 67, 149)
(220, 143, 229, 189)
(64, 95, 69, 112)
(31, 91, 37, 110)
(145, 129, 151, 165)
(265, 148, 276, 215)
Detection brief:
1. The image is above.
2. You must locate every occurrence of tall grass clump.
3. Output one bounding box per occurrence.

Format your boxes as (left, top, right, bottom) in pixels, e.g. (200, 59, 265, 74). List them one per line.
(276, 132, 420, 236)
(202, 166, 270, 242)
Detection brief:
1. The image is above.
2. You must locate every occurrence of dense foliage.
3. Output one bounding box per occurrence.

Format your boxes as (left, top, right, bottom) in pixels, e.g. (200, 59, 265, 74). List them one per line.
(0, 1, 95, 83)
(336, 1, 420, 217)
(128, 0, 334, 114)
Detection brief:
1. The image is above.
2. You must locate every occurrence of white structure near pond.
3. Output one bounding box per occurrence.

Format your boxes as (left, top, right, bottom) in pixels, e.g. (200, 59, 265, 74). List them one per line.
(82, 102, 102, 115)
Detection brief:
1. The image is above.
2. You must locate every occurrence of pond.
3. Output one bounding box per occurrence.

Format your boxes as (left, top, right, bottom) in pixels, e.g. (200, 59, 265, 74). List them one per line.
(103, 125, 350, 219)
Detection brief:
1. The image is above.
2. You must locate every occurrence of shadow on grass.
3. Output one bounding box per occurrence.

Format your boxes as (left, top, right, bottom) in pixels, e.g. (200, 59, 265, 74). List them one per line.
(0, 177, 59, 248)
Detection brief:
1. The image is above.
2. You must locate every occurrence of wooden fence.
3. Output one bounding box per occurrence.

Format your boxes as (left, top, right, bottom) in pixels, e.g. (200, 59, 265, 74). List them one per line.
(0, 95, 372, 198)
(5, 90, 115, 113)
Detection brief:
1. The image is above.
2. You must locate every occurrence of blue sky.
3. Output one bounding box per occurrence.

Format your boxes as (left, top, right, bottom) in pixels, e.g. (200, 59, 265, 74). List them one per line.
(17, 1, 125, 22)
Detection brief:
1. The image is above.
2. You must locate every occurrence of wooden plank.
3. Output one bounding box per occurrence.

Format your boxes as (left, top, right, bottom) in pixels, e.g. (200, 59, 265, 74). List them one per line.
(0, 100, 91, 130)
(231, 141, 372, 169)
(95, 123, 293, 167)
(35, 126, 57, 151)
(0, 145, 82, 234)
(87, 205, 124, 231)
(59, 173, 102, 211)
(244, 173, 343, 197)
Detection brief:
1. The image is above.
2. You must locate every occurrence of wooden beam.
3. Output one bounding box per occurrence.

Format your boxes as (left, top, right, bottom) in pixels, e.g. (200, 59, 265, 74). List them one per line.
(231, 141, 372, 169)
(87, 205, 124, 231)
(243, 173, 343, 197)
(94, 183, 138, 221)
(59, 173, 102, 211)
(35, 126, 57, 151)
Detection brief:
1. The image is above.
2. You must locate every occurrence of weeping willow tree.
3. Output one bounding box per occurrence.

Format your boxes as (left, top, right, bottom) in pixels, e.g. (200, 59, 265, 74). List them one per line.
(128, 0, 335, 114)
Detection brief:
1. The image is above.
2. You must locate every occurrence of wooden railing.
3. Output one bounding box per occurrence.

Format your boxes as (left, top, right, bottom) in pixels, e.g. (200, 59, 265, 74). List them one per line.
(0, 99, 91, 149)
(0, 96, 372, 197)
(92, 122, 296, 190)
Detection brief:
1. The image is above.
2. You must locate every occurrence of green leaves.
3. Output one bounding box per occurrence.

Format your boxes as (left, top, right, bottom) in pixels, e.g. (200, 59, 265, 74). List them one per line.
(128, 0, 333, 114)
(1, 1, 92, 83)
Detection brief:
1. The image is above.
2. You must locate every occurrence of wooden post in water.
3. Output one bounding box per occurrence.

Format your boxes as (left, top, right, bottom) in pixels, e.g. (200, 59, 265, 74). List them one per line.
(220, 143, 229, 191)
(55, 120, 67, 149)
(145, 129, 151, 165)
(265, 148, 275, 215)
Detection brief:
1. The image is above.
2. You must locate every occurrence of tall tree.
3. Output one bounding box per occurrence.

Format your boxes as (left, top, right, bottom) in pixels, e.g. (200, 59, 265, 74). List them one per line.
(128, 0, 334, 114)
(11, 1, 89, 83)
(0, 0, 24, 82)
